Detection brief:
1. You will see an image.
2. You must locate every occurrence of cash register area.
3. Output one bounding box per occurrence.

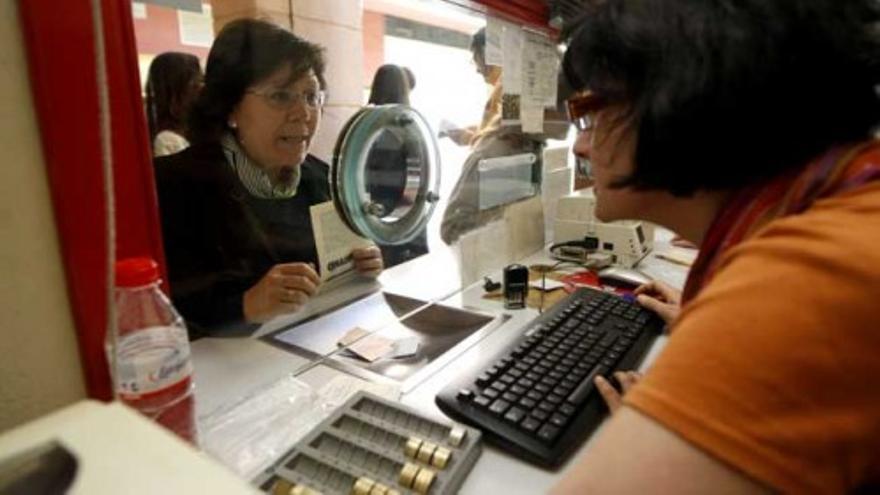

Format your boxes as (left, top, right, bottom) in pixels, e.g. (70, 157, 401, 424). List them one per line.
(0, 1, 696, 494)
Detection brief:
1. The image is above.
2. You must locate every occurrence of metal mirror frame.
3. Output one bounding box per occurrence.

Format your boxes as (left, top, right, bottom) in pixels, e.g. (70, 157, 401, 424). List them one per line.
(331, 104, 441, 245)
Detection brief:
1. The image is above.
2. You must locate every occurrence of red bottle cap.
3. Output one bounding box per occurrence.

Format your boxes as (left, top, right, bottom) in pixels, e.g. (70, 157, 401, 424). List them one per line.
(115, 257, 160, 287)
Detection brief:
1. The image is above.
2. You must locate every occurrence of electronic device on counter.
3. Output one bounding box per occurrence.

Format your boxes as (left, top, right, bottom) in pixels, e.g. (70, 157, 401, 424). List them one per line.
(552, 190, 654, 268)
(255, 392, 482, 495)
(435, 288, 663, 468)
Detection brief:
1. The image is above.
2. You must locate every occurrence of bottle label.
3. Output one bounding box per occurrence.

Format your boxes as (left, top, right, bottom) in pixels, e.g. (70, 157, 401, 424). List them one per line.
(114, 326, 193, 397)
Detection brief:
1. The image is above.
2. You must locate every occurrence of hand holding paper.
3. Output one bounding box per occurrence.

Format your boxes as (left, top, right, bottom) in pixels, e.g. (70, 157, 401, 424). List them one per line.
(310, 201, 380, 284)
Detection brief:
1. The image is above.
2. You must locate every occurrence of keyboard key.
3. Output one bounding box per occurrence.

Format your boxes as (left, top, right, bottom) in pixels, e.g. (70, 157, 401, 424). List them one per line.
(517, 378, 535, 389)
(489, 399, 511, 415)
(549, 413, 569, 428)
(530, 409, 549, 421)
(504, 407, 526, 424)
(502, 392, 520, 403)
(519, 397, 537, 409)
(483, 388, 500, 399)
(537, 424, 561, 444)
(552, 386, 571, 397)
(559, 403, 576, 416)
(510, 385, 527, 395)
(457, 389, 474, 401)
(520, 417, 541, 433)
(474, 395, 492, 408)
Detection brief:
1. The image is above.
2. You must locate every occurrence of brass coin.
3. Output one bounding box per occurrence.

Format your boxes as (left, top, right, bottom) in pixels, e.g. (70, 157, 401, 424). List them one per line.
(404, 437, 423, 459)
(368, 483, 389, 495)
(416, 441, 437, 464)
(271, 479, 294, 495)
(398, 462, 420, 488)
(431, 447, 452, 469)
(412, 468, 436, 494)
(448, 426, 466, 447)
(351, 477, 375, 495)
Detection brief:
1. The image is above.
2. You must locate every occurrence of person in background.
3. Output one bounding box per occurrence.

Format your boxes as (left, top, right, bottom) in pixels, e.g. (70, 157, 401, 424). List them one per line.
(441, 27, 502, 148)
(439, 27, 545, 244)
(155, 19, 383, 338)
(365, 64, 429, 267)
(368, 64, 412, 106)
(553, 0, 880, 492)
(145, 51, 202, 157)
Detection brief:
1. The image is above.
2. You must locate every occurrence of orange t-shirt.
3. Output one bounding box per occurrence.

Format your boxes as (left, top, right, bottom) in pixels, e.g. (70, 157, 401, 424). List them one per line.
(625, 179, 880, 492)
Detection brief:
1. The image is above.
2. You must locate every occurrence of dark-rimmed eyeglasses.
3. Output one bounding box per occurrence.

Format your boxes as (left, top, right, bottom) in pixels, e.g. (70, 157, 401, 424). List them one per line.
(246, 88, 326, 110)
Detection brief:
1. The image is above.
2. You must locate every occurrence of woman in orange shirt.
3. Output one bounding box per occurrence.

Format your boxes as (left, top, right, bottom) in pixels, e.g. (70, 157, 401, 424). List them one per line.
(553, 0, 880, 492)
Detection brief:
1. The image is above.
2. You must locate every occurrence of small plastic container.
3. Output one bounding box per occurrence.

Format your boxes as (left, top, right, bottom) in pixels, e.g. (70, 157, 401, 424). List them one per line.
(107, 257, 198, 445)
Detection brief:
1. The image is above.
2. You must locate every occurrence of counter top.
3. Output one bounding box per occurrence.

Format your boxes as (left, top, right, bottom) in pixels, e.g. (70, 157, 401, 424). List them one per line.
(191, 228, 690, 493)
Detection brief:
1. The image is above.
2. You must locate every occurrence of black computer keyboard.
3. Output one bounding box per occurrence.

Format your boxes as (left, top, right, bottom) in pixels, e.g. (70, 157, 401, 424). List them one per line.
(435, 287, 664, 468)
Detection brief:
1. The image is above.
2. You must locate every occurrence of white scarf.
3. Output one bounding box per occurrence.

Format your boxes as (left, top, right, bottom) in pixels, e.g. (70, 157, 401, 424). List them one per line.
(220, 133, 301, 199)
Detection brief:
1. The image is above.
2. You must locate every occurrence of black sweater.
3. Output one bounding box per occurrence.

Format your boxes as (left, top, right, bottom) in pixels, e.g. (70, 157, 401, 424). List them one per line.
(154, 143, 330, 338)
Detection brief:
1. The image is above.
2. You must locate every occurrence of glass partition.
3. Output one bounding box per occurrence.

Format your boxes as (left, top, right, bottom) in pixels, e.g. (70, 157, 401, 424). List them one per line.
(129, 0, 571, 340)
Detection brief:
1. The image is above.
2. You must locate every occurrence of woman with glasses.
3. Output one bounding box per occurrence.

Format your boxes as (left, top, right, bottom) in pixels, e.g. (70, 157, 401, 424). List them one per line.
(553, 0, 880, 492)
(155, 19, 382, 338)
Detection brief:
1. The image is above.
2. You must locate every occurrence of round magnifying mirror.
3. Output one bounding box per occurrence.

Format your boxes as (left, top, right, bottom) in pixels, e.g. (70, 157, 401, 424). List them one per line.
(331, 104, 440, 245)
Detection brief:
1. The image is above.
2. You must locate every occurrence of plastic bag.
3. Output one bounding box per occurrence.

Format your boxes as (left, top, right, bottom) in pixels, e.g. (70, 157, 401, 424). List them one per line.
(199, 374, 401, 480)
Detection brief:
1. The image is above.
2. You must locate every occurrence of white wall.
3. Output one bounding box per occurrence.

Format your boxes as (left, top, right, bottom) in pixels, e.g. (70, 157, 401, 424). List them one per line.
(0, 0, 87, 432)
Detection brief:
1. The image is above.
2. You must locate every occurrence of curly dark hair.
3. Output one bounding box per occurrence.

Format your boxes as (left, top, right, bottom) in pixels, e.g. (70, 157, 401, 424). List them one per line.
(188, 19, 326, 144)
(563, 0, 880, 196)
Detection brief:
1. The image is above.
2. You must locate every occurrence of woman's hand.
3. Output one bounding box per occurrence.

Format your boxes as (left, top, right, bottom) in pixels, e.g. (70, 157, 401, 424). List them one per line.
(633, 280, 681, 326)
(243, 262, 320, 323)
(595, 371, 643, 413)
(352, 246, 384, 278)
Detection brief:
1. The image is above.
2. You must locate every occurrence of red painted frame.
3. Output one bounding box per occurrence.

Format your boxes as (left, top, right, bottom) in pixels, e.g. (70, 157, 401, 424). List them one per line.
(446, 0, 554, 35)
(18, 0, 166, 400)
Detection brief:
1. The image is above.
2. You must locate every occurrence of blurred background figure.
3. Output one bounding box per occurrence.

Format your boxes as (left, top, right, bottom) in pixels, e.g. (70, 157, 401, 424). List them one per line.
(440, 27, 502, 148)
(365, 64, 429, 267)
(145, 51, 202, 157)
(368, 63, 413, 105)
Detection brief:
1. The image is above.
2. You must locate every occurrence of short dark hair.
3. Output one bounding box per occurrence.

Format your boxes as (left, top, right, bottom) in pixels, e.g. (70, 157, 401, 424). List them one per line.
(189, 19, 326, 144)
(368, 64, 411, 105)
(145, 52, 201, 142)
(563, 0, 880, 196)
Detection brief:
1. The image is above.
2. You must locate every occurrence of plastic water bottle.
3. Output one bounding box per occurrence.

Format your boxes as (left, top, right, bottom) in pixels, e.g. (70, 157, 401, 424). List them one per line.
(107, 257, 198, 445)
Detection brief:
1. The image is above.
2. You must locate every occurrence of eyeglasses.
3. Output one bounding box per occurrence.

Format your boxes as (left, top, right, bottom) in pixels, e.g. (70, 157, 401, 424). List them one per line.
(246, 87, 326, 110)
(567, 91, 608, 179)
(566, 91, 607, 133)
